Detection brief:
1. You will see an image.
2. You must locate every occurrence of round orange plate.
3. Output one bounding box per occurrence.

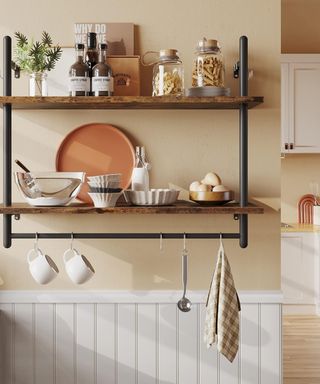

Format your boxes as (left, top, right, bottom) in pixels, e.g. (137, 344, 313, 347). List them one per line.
(56, 123, 135, 203)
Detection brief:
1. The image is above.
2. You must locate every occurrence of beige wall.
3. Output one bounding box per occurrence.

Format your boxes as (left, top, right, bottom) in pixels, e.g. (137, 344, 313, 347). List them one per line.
(282, 0, 320, 53)
(281, 0, 320, 222)
(0, 0, 280, 290)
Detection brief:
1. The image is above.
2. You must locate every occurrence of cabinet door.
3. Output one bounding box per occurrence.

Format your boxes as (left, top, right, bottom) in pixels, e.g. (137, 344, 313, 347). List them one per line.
(281, 63, 290, 153)
(289, 63, 320, 153)
(281, 233, 315, 304)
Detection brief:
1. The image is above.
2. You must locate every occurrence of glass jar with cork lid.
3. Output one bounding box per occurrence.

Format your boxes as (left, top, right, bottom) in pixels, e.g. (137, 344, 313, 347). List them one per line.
(192, 38, 225, 88)
(151, 49, 184, 96)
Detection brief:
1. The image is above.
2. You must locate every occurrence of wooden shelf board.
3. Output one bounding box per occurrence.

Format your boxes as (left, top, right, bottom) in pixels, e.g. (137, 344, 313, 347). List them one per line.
(0, 96, 264, 110)
(0, 201, 264, 215)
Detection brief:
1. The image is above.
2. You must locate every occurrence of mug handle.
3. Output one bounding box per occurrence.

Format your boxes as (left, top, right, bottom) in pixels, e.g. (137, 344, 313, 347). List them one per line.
(63, 248, 80, 264)
(27, 247, 43, 264)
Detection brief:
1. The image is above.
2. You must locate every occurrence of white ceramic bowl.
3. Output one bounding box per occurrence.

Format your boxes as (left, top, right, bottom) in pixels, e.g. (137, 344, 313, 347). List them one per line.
(15, 172, 85, 206)
(124, 189, 180, 206)
(88, 192, 122, 208)
(87, 174, 122, 183)
(87, 180, 121, 189)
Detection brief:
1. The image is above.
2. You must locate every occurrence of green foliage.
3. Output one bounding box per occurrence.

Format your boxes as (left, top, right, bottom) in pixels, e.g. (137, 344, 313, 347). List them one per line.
(14, 31, 62, 73)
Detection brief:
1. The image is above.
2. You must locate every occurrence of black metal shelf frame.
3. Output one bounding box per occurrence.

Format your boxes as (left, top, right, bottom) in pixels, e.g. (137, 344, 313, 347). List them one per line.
(2, 35, 250, 248)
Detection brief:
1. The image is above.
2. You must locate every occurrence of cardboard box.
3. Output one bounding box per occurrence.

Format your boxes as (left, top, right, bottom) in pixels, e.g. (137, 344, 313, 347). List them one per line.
(107, 56, 140, 96)
(74, 23, 134, 55)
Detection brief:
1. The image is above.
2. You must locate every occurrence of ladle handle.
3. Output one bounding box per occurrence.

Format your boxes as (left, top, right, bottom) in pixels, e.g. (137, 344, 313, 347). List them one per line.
(15, 159, 30, 173)
(182, 253, 188, 297)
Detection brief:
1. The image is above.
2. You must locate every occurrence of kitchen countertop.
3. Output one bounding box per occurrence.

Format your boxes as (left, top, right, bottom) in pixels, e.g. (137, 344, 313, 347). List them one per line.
(281, 223, 320, 233)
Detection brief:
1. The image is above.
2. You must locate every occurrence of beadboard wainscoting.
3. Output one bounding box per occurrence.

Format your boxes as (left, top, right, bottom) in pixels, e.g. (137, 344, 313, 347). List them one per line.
(0, 291, 282, 384)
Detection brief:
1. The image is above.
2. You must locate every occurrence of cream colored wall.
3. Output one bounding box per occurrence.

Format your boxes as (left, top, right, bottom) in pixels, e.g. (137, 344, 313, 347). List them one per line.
(0, 0, 280, 290)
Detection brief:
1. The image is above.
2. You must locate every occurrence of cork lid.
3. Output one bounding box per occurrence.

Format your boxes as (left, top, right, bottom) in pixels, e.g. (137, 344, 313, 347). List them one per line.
(159, 49, 179, 59)
(196, 38, 220, 52)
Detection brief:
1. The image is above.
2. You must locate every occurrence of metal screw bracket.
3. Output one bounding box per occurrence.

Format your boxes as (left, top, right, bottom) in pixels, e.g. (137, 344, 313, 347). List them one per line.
(11, 61, 20, 79)
(14, 214, 20, 221)
(233, 61, 240, 79)
(233, 214, 239, 221)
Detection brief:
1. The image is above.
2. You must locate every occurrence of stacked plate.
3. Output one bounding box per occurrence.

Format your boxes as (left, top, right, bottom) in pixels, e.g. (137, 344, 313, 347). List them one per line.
(87, 174, 123, 208)
(185, 86, 231, 97)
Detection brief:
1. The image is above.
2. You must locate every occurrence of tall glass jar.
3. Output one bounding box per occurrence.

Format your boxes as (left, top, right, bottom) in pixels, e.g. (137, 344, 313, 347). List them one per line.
(192, 38, 225, 88)
(152, 49, 184, 96)
(29, 72, 48, 96)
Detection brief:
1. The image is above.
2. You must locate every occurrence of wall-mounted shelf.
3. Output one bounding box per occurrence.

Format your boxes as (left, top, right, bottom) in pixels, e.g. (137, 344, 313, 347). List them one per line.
(1, 35, 262, 248)
(0, 95, 263, 110)
(0, 202, 264, 215)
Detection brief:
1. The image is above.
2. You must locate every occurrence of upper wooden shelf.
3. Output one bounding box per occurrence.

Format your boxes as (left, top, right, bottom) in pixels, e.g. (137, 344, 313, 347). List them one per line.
(0, 201, 264, 215)
(0, 96, 264, 110)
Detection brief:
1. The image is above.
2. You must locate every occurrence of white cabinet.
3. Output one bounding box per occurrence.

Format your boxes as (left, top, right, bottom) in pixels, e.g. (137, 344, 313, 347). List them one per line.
(281, 55, 320, 153)
(281, 232, 316, 304)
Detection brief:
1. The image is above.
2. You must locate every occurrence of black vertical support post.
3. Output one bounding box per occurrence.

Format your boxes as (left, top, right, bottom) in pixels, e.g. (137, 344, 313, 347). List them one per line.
(3, 36, 12, 248)
(239, 36, 248, 248)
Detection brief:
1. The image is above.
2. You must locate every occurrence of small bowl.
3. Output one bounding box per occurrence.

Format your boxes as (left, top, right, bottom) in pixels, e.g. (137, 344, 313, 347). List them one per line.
(87, 174, 122, 183)
(88, 192, 122, 208)
(124, 189, 180, 206)
(189, 190, 234, 205)
(87, 180, 121, 189)
(89, 187, 122, 193)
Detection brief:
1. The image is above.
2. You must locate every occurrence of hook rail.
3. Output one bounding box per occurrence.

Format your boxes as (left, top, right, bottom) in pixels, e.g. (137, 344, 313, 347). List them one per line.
(11, 232, 241, 240)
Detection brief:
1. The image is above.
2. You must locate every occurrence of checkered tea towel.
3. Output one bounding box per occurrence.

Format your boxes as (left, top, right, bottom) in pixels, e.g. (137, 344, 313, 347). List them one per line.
(204, 238, 241, 363)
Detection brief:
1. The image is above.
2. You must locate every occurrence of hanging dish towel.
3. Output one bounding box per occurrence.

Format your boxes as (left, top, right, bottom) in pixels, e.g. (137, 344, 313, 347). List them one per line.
(204, 237, 241, 363)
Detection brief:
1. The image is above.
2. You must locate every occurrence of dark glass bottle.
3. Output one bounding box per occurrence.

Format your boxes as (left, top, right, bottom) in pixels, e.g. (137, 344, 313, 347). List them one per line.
(69, 44, 90, 96)
(85, 32, 99, 96)
(92, 43, 114, 96)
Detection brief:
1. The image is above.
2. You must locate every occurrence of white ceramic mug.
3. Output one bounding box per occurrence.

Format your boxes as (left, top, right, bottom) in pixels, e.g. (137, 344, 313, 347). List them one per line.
(27, 247, 59, 285)
(63, 248, 95, 284)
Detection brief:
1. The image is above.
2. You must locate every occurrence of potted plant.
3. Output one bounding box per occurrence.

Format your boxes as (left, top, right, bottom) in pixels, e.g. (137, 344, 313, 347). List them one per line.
(14, 31, 62, 96)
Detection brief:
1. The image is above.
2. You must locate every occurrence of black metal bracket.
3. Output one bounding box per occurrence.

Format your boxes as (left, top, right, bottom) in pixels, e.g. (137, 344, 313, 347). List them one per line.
(11, 61, 20, 78)
(238, 36, 249, 248)
(233, 61, 240, 79)
(2, 35, 250, 249)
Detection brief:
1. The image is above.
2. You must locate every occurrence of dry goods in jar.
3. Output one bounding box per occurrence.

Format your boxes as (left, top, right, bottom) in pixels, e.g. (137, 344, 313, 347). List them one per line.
(192, 38, 225, 88)
(153, 70, 183, 96)
(192, 56, 224, 87)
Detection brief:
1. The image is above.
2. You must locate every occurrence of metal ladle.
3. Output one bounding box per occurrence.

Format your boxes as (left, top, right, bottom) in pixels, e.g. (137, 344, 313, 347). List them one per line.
(177, 236, 192, 312)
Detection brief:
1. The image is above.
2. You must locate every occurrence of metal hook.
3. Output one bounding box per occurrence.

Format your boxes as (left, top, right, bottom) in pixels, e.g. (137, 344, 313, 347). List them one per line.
(159, 232, 163, 252)
(70, 232, 74, 250)
(219, 232, 223, 247)
(183, 233, 187, 252)
(34, 232, 39, 251)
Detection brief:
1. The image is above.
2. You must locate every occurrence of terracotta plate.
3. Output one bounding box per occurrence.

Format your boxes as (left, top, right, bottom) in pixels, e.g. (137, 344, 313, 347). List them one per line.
(56, 123, 135, 203)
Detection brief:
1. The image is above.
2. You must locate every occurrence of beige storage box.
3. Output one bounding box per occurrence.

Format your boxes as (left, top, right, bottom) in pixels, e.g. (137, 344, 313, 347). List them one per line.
(107, 56, 140, 96)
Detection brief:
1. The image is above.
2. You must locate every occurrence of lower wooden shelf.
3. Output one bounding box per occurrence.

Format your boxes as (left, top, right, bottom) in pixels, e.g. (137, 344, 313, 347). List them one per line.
(0, 201, 264, 215)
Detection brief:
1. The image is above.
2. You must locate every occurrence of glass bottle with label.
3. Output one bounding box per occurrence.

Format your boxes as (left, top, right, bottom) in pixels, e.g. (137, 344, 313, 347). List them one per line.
(92, 43, 114, 96)
(85, 32, 99, 96)
(69, 43, 90, 96)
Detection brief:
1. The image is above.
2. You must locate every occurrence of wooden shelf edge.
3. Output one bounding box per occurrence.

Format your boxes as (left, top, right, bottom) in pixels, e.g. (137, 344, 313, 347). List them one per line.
(0, 201, 264, 215)
(0, 95, 264, 110)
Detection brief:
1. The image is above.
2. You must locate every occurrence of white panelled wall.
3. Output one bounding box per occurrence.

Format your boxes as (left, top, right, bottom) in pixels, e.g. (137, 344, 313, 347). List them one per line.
(0, 291, 282, 384)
